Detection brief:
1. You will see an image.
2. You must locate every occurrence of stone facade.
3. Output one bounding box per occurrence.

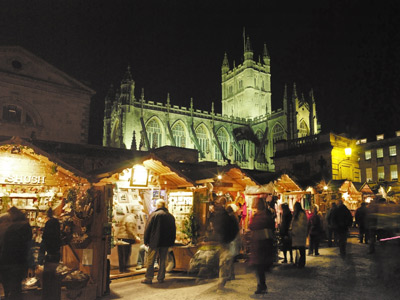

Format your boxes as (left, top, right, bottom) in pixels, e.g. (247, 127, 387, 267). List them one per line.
(103, 36, 320, 171)
(0, 46, 94, 144)
(358, 131, 400, 183)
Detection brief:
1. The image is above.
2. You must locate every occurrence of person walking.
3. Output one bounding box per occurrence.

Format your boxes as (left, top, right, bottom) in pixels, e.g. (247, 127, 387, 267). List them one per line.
(0, 206, 32, 300)
(141, 199, 176, 284)
(248, 198, 274, 296)
(355, 202, 368, 244)
(208, 196, 239, 292)
(290, 202, 308, 268)
(308, 205, 322, 256)
(41, 207, 62, 300)
(115, 208, 141, 273)
(279, 203, 293, 263)
(326, 202, 338, 247)
(331, 200, 353, 257)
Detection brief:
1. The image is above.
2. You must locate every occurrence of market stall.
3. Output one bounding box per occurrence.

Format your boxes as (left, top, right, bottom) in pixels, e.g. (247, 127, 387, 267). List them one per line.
(0, 137, 103, 299)
(91, 153, 196, 276)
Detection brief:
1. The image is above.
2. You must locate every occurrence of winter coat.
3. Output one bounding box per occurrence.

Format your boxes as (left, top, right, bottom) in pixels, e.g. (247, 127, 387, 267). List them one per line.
(248, 210, 274, 266)
(0, 218, 32, 267)
(42, 217, 61, 255)
(209, 207, 239, 244)
(290, 210, 308, 247)
(332, 204, 353, 233)
(144, 207, 176, 249)
(280, 210, 292, 237)
(308, 213, 322, 236)
(355, 205, 367, 228)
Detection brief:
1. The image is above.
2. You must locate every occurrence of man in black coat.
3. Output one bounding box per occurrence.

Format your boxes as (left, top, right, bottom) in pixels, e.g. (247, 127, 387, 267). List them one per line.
(331, 200, 353, 257)
(141, 199, 176, 284)
(355, 202, 368, 244)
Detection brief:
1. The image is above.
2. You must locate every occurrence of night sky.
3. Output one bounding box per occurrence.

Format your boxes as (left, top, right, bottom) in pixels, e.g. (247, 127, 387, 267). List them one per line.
(1, 0, 399, 145)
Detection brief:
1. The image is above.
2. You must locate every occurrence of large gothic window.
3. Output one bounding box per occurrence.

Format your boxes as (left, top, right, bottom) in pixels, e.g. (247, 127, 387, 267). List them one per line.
(195, 125, 209, 155)
(147, 119, 162, 148)
(299, 121, 309, 137)
(214, 128, 228, 161)
(172, 122, 186, 147)
(234, 140, 247, 162)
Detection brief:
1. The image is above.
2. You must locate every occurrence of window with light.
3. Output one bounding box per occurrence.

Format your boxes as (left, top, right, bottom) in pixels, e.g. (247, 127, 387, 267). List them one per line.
(377, 148, 384, 158)
(196, 125, 208, 155)
(366, 168, 373, 182)
(147, 119, 162, 148)
(378, 166, 385, 181)
(390, 165, 398, 181)
(172, 123, 186, 148)
(299, 121, 309, 137)
(389, 145, 397, 156)
(365, 150, 371, 160)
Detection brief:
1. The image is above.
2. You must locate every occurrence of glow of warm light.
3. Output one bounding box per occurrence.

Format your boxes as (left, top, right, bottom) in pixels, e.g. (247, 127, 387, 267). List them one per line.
(365, 197, 372, 203)
(131, 164, 148, 186)
(345, 147, 352, 157)
(323, 185, 328, 191)
(217, 174, 222, 180)
(342, 192, 350, 201)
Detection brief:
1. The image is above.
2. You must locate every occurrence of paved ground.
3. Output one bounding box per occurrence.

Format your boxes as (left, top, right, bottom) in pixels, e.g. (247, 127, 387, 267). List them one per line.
(104, 237, 400, 300)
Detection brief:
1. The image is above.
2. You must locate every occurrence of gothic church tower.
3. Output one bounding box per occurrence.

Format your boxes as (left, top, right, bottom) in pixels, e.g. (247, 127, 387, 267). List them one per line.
(221, 36, 271, 119)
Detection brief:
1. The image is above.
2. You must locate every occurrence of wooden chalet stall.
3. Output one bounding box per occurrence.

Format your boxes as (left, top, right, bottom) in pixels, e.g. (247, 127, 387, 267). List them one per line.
(0, 137, 105, 299)
(90, 153, 196, 276)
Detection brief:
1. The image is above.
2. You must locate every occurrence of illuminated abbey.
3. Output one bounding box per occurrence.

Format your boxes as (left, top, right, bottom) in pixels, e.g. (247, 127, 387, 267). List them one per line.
(102, 36, 320, 171)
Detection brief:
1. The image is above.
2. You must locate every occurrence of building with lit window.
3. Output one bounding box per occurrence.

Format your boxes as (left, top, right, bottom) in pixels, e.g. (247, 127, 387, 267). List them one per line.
(0, 46, 94, 144)
(103, 36, 320, 171)
(357, 131, 400, 183)
(273, 133, 360, 183)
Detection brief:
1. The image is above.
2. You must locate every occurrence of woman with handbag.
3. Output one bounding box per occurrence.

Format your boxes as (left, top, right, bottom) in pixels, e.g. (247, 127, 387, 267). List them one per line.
(248, 198, 274, 296)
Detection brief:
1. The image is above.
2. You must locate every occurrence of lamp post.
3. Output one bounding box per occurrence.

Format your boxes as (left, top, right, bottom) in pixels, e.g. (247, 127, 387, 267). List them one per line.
(337, 147, 352, 180)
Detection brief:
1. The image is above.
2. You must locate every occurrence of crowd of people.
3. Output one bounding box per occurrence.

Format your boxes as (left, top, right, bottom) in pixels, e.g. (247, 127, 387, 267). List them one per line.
(0, 206, 61, 300)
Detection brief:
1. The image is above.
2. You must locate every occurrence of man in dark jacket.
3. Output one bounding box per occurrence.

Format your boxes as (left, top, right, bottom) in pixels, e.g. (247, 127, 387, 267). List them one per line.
(331, 200, 353, 257)
(0, 207, 32, 300)
(355, 202, 368, 244)
(141, 199, 176, 284)
(41, 208, 62, 300)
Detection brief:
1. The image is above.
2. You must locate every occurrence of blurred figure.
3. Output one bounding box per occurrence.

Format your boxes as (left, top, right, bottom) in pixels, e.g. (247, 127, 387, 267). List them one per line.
(279, 203, 293, 263)
(208, 196, 239, 292)
(248, 198, 274, 296)
(331, 200, 353, 257)
(290, 202, 308, 268)
(366, 198, 386, 254)
(115, 208, 141, 273)
(355, 202, 368, 244)
(0, 206, 32, 300)
(325, 202, 338, 247)
(41, 208, 62, 300)
(308, 205, 322, 256)
(141, 199, 176, 284)
(226, 205, 240, 280)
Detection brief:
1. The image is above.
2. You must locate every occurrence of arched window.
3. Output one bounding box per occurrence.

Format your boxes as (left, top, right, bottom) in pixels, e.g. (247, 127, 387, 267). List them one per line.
(234, 140, 247, 162)
(172, 123, 186, 147)
(195, 125, 209, 155)
(299, 121, 309, 137)
(147, 119, 162, 148)
(214, 128, 228, 161)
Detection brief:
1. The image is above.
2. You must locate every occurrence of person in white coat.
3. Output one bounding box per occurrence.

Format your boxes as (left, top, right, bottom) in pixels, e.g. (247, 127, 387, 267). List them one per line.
(290, 202, 308, 268)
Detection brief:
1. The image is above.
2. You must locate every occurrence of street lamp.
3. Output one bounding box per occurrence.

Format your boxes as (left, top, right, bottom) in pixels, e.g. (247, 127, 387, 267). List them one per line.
(337, 147, 353, 180)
